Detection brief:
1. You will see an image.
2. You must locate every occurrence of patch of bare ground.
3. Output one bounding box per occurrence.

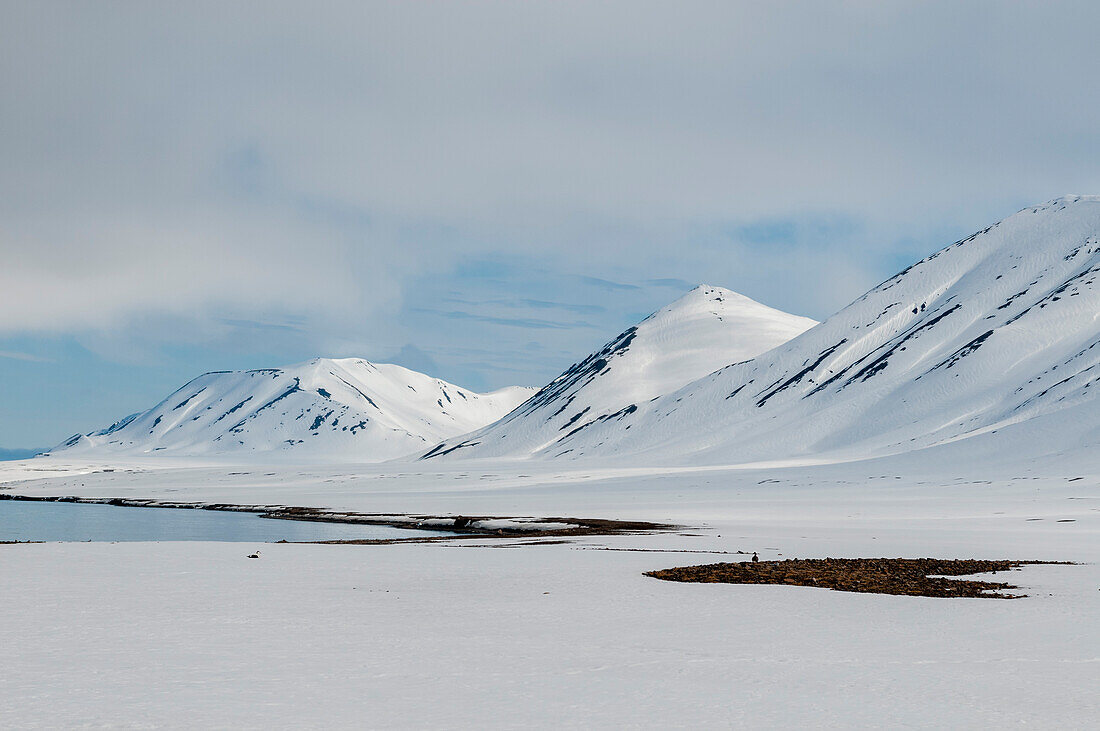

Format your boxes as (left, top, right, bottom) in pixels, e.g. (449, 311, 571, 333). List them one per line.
(645, 558, 1073, 598)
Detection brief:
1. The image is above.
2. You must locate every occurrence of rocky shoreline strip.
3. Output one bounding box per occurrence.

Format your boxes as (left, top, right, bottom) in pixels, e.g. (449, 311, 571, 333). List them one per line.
(0, 493, 676, 541)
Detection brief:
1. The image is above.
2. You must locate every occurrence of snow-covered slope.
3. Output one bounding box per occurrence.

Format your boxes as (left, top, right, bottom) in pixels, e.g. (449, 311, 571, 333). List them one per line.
(50, 359, 535, 461)
(489, 196, 1100, 464)
(422, 285, 816, 459)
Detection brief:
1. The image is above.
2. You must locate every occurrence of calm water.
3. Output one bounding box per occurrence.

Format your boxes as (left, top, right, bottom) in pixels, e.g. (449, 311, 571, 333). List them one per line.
(0, 500, 449, 542)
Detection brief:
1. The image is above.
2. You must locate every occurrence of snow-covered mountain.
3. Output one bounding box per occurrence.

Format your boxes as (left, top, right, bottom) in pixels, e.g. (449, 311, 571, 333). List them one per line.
(429, 196, 1100, 465)
(422, 285, 817, 459)
(50, 359, 535, 461)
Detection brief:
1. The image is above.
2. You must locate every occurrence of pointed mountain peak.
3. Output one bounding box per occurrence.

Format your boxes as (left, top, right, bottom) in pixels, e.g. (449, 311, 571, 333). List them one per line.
(422, 286, 817, 460)
(645, 284, 816, 335)
(674, 283, 736, 300)
(665, 283, 793, 310)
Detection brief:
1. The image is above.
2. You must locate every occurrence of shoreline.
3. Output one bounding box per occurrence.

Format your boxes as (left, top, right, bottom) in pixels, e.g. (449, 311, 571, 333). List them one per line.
(0, 492, 679, 541)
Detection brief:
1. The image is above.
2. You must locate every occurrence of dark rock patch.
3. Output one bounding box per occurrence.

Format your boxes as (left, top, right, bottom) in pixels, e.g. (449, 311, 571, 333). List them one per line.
(645, 557, 1071, 598)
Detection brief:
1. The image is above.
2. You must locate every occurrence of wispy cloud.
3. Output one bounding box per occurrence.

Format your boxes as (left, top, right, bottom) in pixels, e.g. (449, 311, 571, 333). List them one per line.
(646, 278, 695, 290)
(576, 276, 641, 292)
(410, 308, 596, 331)
(0, 350, 52, 363)
(441, 296, 605, 315)
(217, 318, 307, 334)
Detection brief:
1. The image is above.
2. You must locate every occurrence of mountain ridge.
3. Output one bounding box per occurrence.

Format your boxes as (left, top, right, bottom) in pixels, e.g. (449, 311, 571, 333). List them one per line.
(50, 357, 536, 461)
(422, 284, 817, 460)
(472, 196, 1100, 464)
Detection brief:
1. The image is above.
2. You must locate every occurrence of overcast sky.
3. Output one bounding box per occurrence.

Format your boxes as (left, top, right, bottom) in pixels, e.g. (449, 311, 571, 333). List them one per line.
(3, 1, 1100, 448)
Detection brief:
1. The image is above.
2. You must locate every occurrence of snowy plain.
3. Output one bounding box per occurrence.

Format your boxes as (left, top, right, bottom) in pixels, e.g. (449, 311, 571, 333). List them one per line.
(2, 438, 1098, 729)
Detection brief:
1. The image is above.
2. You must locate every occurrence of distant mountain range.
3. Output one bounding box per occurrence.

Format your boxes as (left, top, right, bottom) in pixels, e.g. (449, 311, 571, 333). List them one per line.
(427, 196, 1100, 464)
(49, 197, 1100, 467)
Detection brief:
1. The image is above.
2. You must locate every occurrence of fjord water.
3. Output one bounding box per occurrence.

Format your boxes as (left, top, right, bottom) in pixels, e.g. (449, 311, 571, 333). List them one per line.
(0, 500, 445, 543)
